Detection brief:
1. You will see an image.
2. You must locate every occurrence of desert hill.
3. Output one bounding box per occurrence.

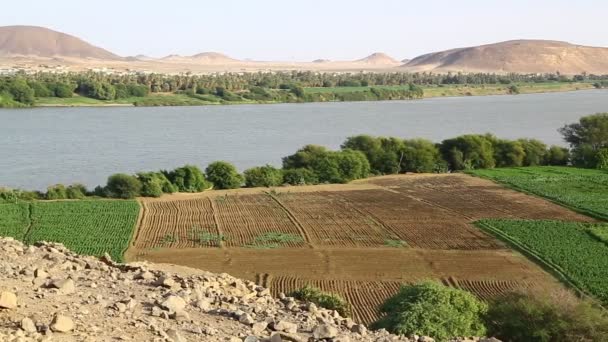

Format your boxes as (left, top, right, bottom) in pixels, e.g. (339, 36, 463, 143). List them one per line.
(403, 39, 608, 74)
(355, 52, 401, 65)
(0, 25, 121, 60)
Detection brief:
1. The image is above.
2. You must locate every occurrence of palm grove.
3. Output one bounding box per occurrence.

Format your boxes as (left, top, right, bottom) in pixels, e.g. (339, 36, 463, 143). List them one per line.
(1, 113, 606, 202)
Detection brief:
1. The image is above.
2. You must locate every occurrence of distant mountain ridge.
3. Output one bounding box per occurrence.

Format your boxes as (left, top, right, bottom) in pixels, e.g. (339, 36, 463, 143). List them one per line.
(355, 52, 401, 65)
(402, 39, 608, 74)
(0, 25, 122, 60)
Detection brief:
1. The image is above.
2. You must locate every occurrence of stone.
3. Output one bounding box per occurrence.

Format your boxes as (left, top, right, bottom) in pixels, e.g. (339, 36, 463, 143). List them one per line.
(351, 324, 367, 335)
(166, 328, 185, 342)
(161, 296, 186, 312)
(274, 321, 298, 334)
(50, 314, 74, 332)
(312, 324, 338, 339)
(0, 291, 17, 309)
(252, 321, 268, 335)
(244, 336, 259, 342)
(20, 317, 37, 333)
(51, 279, 75, 295)
(239, 313, 255, 325)
(34, 268, 48, 279)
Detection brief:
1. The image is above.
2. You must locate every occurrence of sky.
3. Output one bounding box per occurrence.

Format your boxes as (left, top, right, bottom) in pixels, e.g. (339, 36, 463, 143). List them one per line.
(2, 0, 607, 61)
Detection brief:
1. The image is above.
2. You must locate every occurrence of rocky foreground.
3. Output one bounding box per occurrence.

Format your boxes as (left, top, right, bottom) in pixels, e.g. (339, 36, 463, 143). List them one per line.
(0, 238, 499, 342)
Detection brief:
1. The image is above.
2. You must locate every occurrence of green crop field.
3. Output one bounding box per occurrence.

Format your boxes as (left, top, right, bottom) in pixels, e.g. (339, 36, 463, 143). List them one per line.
(0, 200, 139, 261)
(468, 166, 608, 220)
(477, 219, 608, 304)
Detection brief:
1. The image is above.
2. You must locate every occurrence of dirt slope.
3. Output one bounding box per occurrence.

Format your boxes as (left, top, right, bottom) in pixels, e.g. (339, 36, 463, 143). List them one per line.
(0, 25, 122, 60)
(402, 39, 608, 74)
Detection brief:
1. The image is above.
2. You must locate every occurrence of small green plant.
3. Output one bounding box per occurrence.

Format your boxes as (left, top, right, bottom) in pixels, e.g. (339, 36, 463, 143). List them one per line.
(160, 234, 177, 245)
(291, 285, 351, 317)
(189, 227, 226, 246)
(385, 239, 407, 248)
(244, 232, 303, 249)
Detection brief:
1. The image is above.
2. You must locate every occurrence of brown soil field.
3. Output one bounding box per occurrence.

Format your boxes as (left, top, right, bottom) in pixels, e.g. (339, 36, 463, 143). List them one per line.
(126, 173, 592, 324)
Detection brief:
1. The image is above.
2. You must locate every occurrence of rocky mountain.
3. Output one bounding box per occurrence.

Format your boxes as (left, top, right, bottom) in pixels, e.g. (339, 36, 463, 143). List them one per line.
(161, 52, 238, 63)
(0, 25, 122, 60)
(355, 53, 401, 65)
(402, 40, 608, 74)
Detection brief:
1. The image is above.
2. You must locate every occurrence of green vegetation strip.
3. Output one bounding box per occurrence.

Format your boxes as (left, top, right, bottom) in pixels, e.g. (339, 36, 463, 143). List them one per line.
(0, 200, 139, 262)
(476, 219, 608, 305)
(468, 166, 608, 220)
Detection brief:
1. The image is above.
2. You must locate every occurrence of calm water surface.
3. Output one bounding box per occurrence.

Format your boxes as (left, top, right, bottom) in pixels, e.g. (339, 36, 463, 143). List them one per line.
(2, 90, 607, 190)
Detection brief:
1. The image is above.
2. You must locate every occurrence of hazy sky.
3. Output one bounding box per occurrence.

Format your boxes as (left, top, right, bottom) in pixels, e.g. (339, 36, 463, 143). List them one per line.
(2, 0, 607, 60)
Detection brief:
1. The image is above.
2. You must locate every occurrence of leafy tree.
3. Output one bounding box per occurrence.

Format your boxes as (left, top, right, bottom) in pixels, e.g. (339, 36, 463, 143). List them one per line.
(402, 139, 441, 173)
(205, 161, 243, 189)
(105, 173, 142, 199)
(282, 145, 329, 169)
(66, 184, 87, 199)
(46, 184, 68, 200)
(50, 82, 75, 98)
(282, 168, 319, 185)
(440, 135, 495, 170)
(596, 148, 608, 170)
(518, 139, 548, 166)
(559, 113, 608, 167)
(137, 172, 177, 197)
(28, 81, 52, 97)
(493, 139, 525, 167)
(341, 135, 384, 173)
(372, 282, 487, 341)
(244, 165, 283, 187)
(336, 149, 371, 182)
(545, 146, 570, 166)
(8, 79, 35, 105)
(486, 290, 608, 342)
(163, 165, 209, 192)
(309, 152, 342, 183)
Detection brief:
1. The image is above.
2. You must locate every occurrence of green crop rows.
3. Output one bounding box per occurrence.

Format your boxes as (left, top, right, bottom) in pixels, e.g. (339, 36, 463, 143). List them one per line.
(0, 200, 139, 262)
(477, 219, 608, 304)
(468, 166, 608, 220)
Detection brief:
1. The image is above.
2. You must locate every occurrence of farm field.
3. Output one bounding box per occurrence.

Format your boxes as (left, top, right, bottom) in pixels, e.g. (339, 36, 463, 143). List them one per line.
(0, 200, 139, 261)
(126, 173, 592, 324)
(477, 219, 608, 304)
(468, 166, 608, 220)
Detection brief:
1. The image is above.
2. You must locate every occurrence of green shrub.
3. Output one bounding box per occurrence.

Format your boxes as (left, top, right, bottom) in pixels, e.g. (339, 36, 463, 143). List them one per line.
(66, 184, 87, 199)
(163, 165, 209, 193)
(518, 139, 548, 166)
(486, 290, 608, 342)
(282, 145, 329, 169)
(137, 172, 177, 197)
(291, 285, 351, 317)
(560, 113, 608, 168)
(46, 184, 68, 200)
(244, 165, 283, 187)
(105, 174, 142, 199)
(372, 281, 487, 341)
(402, 139, 442, 173)
(596, 148, 608, 170)
(282, 168, 319, 185)
(205, 161, 243, 189)
(336, 149, 371, 182)
(545, 145, 570, 166)
(493, 139, 525, 167)
(440, 135, 495, 170)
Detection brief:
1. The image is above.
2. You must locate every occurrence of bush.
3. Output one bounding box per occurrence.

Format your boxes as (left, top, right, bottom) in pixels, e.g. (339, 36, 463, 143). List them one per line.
(66, 184, 87, 199)
(51, 82, 75, 98)
(402, 139, 442, 173)
(137, 172, 177, 197)
(335, 149, 370, 182)
(28, 81, 52, 97)
(560, 113, 608, 168)
(244, 165, 283, 187)
(486, 290, 608, 342)
(8, 79, 35, 105)
(518, 139, 548, 166)
(0, 188, 42, 202)
(440, 135, 495, 170)
(105, 174, 142, 199)
(372, 281, 487, 340)
(283, 168, 319, 185)
(597, 148, 608, 170)
(341, 135, 384, 174)
(493, 139, 525, 167)
(163, 165, 209, 193)
(282, 145, 329, 169)
(545, 145, 570, 166)
(46, 184, 68, 200)
(291, 285, 351, 317)
(205, 161, 243, 189)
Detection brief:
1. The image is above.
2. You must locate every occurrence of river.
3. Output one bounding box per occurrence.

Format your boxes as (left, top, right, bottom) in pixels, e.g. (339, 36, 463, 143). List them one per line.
(1, 89, 607, 190)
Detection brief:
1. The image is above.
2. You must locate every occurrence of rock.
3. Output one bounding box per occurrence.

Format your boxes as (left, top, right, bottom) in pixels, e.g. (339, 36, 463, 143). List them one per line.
(34, 268, 48, 279)
(20, 317, 37, 333)
(480, 339, 502, 342)
(156, 276, 176, 288)
(419, 337, 435, 342)
(244, 336, 259, 342)
(0, 291, 17, 309)
(50, 279, 75, 295)
(135, 270, 155, 280)
(252, 321, 268, 334)
(312, 324, 338, 339)
(161, 295, 186, 312)
(239, 313, 255, 325)
(274, 320, 298, 334)
(351, 324, 367, 335)
(166, 328, 185, 342)
(196, 298, 213, 311)
(50, 314, 74, 332)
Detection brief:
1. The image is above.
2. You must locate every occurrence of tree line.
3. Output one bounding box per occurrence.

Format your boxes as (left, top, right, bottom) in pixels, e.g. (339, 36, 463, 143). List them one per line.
(1, 70, 606, 107)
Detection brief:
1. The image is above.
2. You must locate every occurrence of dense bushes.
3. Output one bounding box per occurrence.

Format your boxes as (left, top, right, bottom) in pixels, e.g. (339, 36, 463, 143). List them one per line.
(560, 113, 608, 169)
(283, 146, 370, 184)
(244, 165, 283, 187)
(372, 282, 488, 340)
(137, 172, 177, 197)
(163, 165, 209, 192)
(205, 161, 243, 189)
(105, 174, 142, 199)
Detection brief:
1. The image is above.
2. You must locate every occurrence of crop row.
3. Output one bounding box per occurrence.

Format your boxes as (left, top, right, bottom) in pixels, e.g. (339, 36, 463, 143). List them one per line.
(477, 219, 608, 304)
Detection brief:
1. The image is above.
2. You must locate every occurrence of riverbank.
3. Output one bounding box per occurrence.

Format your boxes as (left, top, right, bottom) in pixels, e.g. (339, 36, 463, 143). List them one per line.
(28, 81, 596, 108)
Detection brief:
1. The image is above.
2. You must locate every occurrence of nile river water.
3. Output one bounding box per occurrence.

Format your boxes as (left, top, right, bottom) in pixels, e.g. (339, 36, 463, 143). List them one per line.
(1, 89, 607, 190)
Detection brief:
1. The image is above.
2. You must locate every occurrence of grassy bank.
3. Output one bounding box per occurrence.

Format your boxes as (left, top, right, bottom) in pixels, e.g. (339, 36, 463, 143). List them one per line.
(29, 82, 596, 107)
